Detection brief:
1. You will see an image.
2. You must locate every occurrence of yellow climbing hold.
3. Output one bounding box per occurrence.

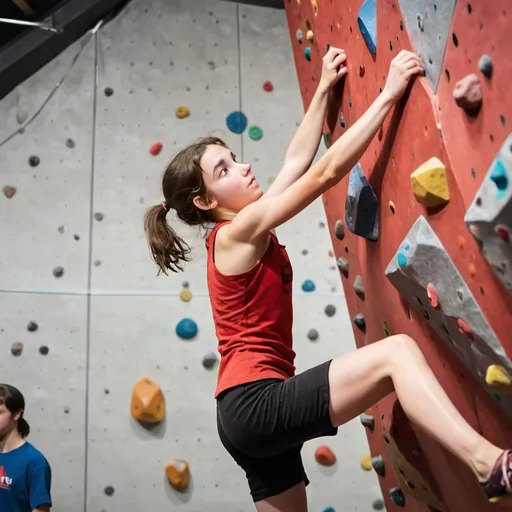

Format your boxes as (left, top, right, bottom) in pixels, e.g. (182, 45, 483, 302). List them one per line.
(180, 289, 192, 302)
(306, 30, 314, 42)
(175, 106, 190, 119)
(267, 176, 275, 184)
(486, 365, 512, 393)
(410, 157, 450, 208)
(360, 453, 373, 471)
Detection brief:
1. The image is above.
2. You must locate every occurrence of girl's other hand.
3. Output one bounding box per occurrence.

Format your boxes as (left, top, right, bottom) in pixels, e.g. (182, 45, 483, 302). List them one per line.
(319, 46, 348, 91)
(383, 50, 424, 102)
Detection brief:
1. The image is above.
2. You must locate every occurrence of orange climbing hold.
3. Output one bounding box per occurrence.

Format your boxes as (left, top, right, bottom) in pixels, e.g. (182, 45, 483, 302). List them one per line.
(457, 318, 473, 339)
(166, 459, 190, 491)
(468, 263, 476, 278)
(426, 283, 439, 308)
(131, 377, 166, 423)
(149, 142, 163, 156)
(315, 445, 336, 466)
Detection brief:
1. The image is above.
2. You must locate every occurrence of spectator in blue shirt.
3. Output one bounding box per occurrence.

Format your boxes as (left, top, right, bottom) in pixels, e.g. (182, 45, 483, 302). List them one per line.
(0, 384, 52, 512)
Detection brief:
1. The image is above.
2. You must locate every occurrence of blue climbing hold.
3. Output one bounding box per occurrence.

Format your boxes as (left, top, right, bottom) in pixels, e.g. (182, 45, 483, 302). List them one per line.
(305, 47, 311, 61)
(226, 111, 248, 134)
(345, 163, 379, 241)
(397, 253, 407, 268)
(404, 243, 410, 251)
(322, 508, 336, 512)
(302, 279, 316, 292)
(339, 116, 345, 128)
(176, 318, 198, 340)
(357, 0, 377, 57)
(389, 487, 406, 507)
(489, 159, 508, 200)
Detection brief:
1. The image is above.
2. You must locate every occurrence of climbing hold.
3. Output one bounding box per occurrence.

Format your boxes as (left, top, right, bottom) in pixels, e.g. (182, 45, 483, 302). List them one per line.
(130, 377, 166, 423)
(94, 212, 104, 221)
(179, 289, 192, 302)
(334, 219, 345, 240)
(53, 267, 64, 278)
(176, 318, 198, 340)
(453, 74, 482, 116)
(457, 318, 473, 339)
(306, 29, 314, 42)
(104, 87, 114, 97)
(353, 275, 365, 300)
(360, 453, 372, 471)
(11, 342, 23, 356)
(486, 365, 512, 393)
(353, 313, 366, 332)
(104, 485, 115, 496)
(302, 279, 315, 292)
(372, 498, 385, 511)
(357, 0, 377, 57)
(382, 320, 393, 336)
(360, 413, 374, 429)
(468, 262, 476, 277)
(426, 283, 439, 308)
(166, 459, 190, 491)
(345, 163, 379, 241)
(296, 28, 303, 42)
(389, 487, 406, 507)
(202, 352, 218, 370)
(226, 111, 248, 134)
(182, 281, 190, 288)
(39, 346, 49, 356)
(94, 260, 101, 267)
(150, 142, 163, 156)
(307, 328, 319, 341)
(304, 47, 311, 61)
(410, 157, 450, 209)
(489, 160, 508, 200)
(322, 508, 335, 512)
(339, 116, 345, 128)
(315, 445, 336, 466)
(27, 321, 38, 332)
(248, 126, 263, 141)
(323, 132, 332, 149)
(324, 304, 336, 317)
(65, 138, 75, 148)
(175, 106, 190, 119)
(263, 80, 273, 92)
(495, 224, 510, 243)
(397, 252, 407, 268)
(3, 186, 16, 198)
(28, 155, 40, 167)
(16, 110, 28, 124)
(337, 257, 349, 277)
(478, 54, 493, 79)
(359, 64, 365, 77)
(371, 455, 386, 477)
(389, 200, 396, 214)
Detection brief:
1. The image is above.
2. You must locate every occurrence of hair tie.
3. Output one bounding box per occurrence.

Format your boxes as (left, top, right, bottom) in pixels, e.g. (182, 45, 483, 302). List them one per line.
(161, 201, 168, 211)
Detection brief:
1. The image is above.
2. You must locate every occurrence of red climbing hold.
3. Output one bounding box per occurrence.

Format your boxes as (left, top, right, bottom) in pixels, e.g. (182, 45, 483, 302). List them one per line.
(426, 283, 439, 308)
(150, 142, 163, 156)
(315, 445, 336, 466)
(457, 318, 473, 339)
(359, 64, 365, 77)
(263, 81, 274, 92)
(495, 224, 510, 244)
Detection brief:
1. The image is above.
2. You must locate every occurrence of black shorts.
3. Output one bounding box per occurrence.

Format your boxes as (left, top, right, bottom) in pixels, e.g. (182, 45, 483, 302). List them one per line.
(216, 360, 337, 502)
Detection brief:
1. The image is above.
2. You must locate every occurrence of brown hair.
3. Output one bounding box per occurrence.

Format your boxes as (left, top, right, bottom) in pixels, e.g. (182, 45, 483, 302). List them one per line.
(0, 384, 30, 438)
(144, 136, 227, 275)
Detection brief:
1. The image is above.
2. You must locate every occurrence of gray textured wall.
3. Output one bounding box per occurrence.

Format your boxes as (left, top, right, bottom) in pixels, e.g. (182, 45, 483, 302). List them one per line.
(0, 1, 382, 510)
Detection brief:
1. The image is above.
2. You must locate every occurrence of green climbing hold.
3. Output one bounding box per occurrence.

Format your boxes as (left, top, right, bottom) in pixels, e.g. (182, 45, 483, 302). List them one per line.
(249, 126, 263, 141)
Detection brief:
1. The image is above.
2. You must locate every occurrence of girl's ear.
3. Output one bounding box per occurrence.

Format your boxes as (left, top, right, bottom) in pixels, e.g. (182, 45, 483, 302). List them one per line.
(193, 195, 217, 211)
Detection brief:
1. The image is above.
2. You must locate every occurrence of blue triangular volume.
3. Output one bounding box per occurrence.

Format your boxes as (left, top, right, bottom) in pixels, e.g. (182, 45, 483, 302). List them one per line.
(345, 163, 379, 241)
(358, 0, 377, 57)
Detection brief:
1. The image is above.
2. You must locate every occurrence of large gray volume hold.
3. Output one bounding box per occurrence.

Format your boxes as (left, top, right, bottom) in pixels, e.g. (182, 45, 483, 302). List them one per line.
(385, 216, 512, 419)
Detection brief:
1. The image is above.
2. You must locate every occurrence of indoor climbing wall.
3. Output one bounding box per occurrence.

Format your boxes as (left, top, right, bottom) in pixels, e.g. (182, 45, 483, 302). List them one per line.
(286, 0, 512, 510)
(0, 0, 383, 511)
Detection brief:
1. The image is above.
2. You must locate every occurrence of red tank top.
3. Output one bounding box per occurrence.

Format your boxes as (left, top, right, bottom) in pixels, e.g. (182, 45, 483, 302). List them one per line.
(206, 221, 296, 398)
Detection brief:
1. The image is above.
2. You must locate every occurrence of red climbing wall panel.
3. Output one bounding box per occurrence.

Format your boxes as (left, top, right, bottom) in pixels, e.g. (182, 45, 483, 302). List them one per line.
(284, 0, 512, 510)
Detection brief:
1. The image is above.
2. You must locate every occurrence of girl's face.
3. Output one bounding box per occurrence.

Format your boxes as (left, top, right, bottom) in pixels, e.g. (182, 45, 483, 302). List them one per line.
(0, 402, 18, 438)
(196, 144, 263, 215)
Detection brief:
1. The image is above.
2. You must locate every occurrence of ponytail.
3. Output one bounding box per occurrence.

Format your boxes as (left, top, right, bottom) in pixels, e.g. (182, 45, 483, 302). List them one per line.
(144, 204, 192, 275)
(17, 416, 30, 438)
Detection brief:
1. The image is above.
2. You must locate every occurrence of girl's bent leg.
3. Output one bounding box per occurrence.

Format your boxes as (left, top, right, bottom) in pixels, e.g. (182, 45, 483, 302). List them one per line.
(255, 482, 307, 512)
(327, 334, 510, 501)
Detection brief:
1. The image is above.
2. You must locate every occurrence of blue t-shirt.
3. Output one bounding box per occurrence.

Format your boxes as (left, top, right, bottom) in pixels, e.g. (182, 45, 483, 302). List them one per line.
(0, 441, 52, 511)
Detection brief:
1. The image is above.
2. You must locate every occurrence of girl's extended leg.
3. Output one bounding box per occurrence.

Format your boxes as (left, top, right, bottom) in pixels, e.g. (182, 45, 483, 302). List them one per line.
(328, 334, 509, 501)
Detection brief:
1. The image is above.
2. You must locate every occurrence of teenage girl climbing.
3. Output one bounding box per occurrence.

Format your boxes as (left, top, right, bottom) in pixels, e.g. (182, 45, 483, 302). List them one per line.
(144, 47, 512, 511)
(0, 384, 52, 512)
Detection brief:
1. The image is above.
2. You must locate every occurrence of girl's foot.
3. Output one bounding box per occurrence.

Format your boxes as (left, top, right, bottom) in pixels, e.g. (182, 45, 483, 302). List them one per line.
(481, 450, 512, 503)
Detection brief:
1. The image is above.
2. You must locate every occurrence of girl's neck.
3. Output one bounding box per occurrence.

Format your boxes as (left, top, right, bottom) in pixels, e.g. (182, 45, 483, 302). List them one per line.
(0, 428, 24, 454)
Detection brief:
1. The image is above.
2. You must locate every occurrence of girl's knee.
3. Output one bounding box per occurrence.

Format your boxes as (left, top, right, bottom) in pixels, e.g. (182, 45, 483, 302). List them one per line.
(388, 334, 423, 358)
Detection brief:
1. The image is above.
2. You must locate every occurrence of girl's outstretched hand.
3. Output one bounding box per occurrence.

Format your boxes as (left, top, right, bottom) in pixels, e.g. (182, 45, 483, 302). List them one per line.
(319, 46, 348, 91)
(383, 50, 424, 102)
